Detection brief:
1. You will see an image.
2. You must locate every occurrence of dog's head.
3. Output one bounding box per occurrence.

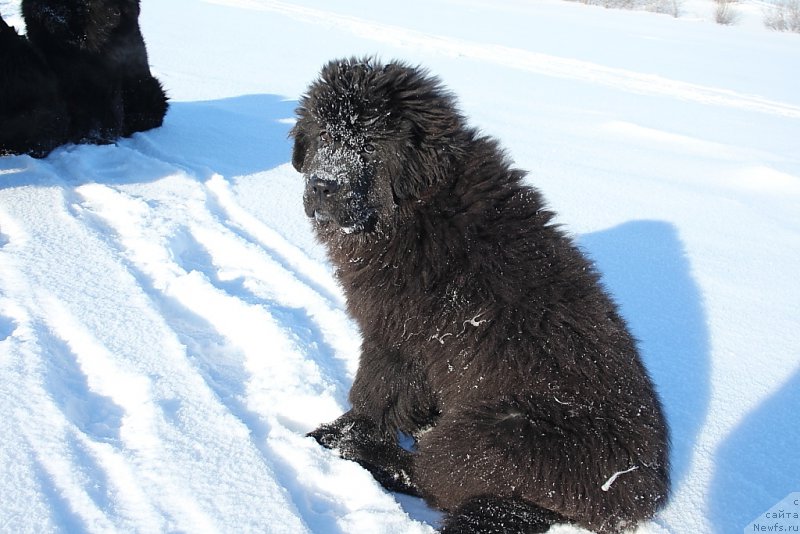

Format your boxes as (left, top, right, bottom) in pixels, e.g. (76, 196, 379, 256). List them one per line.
(291, 57, 465, 235)
(21, 0, 139, 52)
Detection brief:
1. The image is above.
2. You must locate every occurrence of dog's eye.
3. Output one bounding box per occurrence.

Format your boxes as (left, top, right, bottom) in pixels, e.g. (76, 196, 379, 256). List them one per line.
(319, 131, 332, 144)
(363, 143, 375, 154)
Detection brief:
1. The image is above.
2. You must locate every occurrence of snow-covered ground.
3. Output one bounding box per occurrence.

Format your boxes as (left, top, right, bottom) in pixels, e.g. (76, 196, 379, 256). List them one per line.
(1, 1, 798, 533)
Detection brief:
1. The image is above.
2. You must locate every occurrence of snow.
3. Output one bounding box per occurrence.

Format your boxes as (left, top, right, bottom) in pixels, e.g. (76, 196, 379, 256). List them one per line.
(1, 0, 798, 533)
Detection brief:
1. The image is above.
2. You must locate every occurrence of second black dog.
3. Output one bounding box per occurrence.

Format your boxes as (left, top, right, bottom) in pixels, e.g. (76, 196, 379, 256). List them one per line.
(0, 0, 168, 156)
(0, 16, 70, 157)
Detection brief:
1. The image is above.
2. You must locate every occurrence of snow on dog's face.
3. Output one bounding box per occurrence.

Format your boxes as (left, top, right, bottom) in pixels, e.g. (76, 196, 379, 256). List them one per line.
(291, 57, 465, 236)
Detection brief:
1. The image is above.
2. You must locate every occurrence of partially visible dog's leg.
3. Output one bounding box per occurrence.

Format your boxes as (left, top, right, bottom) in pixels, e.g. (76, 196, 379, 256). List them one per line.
(441, 496, 564, 534)
(308, 410, 420, 496)
(414, 397, 668, 533)
(120, 74, 168, 136)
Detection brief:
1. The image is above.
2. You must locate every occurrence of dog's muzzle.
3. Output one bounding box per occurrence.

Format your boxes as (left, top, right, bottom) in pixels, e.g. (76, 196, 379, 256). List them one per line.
(304, 175, 341, 221)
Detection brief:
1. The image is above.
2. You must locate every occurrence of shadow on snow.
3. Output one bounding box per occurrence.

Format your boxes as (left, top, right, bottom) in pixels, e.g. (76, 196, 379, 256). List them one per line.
(710, 370, 800, 533)
(134, 94, 297, 178)
(0, 93, 297, 185)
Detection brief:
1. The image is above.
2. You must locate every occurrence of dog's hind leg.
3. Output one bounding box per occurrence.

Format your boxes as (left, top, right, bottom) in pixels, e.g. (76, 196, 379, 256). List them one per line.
(120, 74, 168, 136)
(441, 496, 564, 534)
(414, 396, 668, 533)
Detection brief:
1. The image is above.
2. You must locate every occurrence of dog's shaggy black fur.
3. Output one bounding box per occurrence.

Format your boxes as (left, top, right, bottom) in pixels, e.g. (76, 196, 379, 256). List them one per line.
(0, 0, 167, 156)
(0, 16, 70, 157)
(22, 0, 168, 142)
(292, 57, 670, 534)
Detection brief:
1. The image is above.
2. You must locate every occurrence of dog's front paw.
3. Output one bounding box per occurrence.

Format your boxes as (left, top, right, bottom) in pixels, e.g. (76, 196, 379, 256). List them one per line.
(307, 419, 356, 450)
(307, 413, 421, 496)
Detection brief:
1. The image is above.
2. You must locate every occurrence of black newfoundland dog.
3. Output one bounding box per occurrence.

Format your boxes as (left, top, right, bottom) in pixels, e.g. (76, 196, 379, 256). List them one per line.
(0, 0, 167, 157)
(292, 57, 670, 534)
(1, 15, 70, 157)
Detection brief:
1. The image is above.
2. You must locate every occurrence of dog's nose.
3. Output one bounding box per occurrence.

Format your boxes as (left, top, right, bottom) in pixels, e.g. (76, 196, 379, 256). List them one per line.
(310, 176, 340, 199)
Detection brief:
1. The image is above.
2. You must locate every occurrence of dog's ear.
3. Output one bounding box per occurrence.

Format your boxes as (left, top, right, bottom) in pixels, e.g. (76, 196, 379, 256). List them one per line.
(391, 173, 417, 203)
(290, 125, 307, 172)
(390, 166, 441, 204)
(390, 131, 451, 203)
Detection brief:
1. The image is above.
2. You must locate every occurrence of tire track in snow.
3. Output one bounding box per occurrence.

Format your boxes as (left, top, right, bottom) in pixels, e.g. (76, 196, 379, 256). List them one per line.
(203, 174, 360, 379)
(3, 128, 432, 534)
(74, 172, 433, 534)
(122, 134, 349, 334)
(73, 170, 399, 533)
(1, 166, 309, 533)
(74, 176, 350, 422)
(37, 296, 225, 533)
(0, 210, 169, 532)
(205, 173, 344, 311)
(167, 222, 355, 410)
(0, 275, 72, 533)
(207, 0, 800, 119)
(62, 138, 438, 534)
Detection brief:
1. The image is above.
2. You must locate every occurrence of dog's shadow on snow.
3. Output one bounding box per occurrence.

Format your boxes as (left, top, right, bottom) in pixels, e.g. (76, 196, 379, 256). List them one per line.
(709, 370, 800, 533)
(135, 94, 297, 177)
(0, 93, 297, 185)
(580, 221, 710, 497)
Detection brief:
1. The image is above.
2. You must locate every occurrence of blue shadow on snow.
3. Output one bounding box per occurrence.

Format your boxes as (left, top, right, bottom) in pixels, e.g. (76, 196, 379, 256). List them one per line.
(710, 370, 800, 533)
(0, 93, 297, 185)
(139, 93, 297, 177)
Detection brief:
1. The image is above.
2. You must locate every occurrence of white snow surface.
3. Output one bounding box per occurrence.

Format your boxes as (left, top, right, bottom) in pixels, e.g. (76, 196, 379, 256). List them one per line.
(1, 1, 798, 533)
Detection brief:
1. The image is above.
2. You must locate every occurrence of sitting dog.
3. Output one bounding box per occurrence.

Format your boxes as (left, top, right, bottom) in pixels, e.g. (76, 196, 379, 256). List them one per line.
(294, 57, 671, 533)
(0, 0, 167, 156)
(0, 15, 70, 157)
